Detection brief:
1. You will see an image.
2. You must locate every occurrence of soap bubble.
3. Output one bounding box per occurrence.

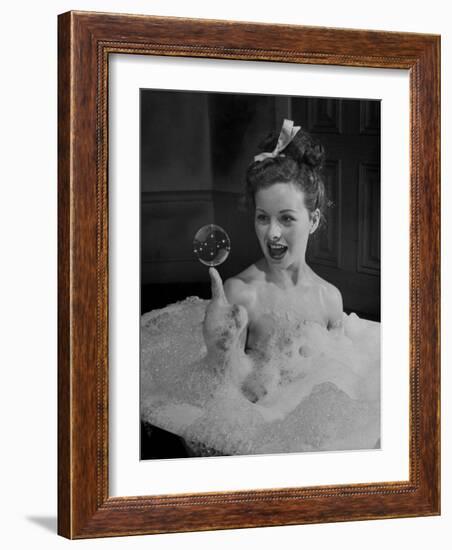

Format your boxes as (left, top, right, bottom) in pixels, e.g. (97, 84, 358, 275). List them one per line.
(193, 224, 231, 267)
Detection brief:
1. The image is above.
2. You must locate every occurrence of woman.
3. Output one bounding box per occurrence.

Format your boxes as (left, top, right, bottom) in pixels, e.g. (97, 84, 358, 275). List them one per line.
(204, 120, 355, 405)
(226, 118, 342, 333)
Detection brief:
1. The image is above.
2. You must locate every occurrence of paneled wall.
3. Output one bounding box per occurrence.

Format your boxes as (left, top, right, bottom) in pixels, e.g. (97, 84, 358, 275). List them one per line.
(292, 97, 381, 319)
(140, 91, 380, 320)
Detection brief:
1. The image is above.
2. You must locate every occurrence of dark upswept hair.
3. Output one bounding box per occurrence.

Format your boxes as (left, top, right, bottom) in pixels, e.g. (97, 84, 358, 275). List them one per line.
(245, 126, 327, 224)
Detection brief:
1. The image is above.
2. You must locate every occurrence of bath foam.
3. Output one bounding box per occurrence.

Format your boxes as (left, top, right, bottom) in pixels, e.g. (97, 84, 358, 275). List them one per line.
(140, 297, 381, 457)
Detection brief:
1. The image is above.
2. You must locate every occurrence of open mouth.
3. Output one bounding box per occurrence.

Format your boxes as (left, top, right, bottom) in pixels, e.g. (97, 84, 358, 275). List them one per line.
(267, 242, 288, 260)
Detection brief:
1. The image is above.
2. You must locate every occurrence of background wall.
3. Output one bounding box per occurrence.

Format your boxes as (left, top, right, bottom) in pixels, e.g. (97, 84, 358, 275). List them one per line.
(141, 92, 380, 319)
(0, 0, 449, 548)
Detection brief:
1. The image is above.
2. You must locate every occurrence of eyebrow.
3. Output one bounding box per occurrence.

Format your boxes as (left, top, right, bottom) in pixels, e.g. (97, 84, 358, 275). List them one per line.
(255, 208, 298, 214)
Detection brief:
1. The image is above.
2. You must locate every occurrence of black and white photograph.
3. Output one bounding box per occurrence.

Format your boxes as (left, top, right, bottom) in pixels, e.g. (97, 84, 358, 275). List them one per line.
(2, 0, 446, 546)
(140, 90, 381, 459)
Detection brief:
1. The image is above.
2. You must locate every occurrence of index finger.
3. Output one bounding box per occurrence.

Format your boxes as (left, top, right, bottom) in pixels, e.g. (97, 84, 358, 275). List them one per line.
(209, 267, 227, 303)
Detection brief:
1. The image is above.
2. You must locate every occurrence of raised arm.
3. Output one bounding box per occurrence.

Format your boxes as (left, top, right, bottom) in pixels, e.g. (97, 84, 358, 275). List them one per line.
(203, 268, 253, 385)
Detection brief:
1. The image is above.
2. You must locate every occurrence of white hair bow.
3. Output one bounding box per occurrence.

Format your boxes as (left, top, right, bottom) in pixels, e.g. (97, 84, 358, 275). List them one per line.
(254, 119, 301, 163)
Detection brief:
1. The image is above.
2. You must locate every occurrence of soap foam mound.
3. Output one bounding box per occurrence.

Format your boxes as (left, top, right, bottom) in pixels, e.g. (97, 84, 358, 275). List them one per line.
(141, 297, 380, 456)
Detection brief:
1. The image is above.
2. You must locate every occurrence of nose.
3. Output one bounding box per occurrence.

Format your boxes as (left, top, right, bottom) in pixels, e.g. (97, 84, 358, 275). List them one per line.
(267, 220, 282, 241)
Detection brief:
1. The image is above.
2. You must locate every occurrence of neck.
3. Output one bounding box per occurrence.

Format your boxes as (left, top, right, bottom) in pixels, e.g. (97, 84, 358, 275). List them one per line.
(265, 257, 309, 287)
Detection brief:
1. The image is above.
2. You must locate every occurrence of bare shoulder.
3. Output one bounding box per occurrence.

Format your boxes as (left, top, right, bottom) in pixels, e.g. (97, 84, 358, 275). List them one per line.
(322, 280, 343, 309)
(224, 264, 260, 308)
(311, 271, 343, 328)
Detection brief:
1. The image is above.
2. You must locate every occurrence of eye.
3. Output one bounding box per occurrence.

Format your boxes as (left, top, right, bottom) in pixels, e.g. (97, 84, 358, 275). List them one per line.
(281, 215, 295, 225)
(255, 213, 269, 223)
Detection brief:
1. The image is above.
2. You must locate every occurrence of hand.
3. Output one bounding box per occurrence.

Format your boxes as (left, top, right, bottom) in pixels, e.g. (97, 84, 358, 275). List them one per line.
(202, 268, 248, 360)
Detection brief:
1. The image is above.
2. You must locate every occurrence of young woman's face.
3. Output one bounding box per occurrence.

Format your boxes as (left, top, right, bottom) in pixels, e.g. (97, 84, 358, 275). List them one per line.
(254, 182, 319, 268)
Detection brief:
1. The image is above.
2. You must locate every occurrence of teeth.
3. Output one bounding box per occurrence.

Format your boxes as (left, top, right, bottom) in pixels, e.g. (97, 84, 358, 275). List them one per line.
(269, 244, 286, 249)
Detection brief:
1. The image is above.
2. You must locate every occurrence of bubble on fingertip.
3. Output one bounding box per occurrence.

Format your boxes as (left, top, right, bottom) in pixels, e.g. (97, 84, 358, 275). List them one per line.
(193, 224, 231, 267)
